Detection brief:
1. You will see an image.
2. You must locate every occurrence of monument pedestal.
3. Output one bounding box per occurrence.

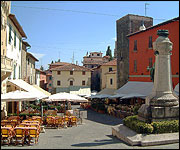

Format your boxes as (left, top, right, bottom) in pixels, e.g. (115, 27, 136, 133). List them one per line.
(138, 30, 179, 123)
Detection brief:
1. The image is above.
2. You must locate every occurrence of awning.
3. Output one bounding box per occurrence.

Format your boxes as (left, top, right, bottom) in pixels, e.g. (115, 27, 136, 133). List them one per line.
(115, 81, 153, 96)
(96, 88, 116, 95)
(90, 94, 111, 99)
(121, 93, 146, 99)
(109, 93, 126, 99)
(33, 85, 51, 96)
(7, 79, 48, 99)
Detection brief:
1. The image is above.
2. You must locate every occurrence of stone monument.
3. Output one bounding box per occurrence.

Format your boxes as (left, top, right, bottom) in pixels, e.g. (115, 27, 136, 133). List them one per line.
(138, 29, 179, 123)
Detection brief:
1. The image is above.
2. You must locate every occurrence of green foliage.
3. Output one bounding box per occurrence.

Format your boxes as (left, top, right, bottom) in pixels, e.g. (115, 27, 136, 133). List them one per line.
(123, 115, 179, 134)
(133, 105, 141, 115)
(151, 120, 179, 134)
(123, 115, 153, 134)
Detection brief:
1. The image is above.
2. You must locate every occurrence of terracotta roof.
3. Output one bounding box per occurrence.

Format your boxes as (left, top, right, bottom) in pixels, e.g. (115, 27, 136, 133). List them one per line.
(8, 14, 27, 38)
(127, 17, 179, 37)
(48, 62, 71, 66)
(90, 52, 103, 54)
(101, 59, 117, 66)
(51, 63, 92, 71)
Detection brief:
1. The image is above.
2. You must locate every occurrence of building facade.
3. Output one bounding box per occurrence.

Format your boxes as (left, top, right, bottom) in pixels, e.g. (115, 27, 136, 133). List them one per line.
(91, 59, 117, 91)
(26, 52, 38, 85)
(127, 17, 179, 88)
(116, 14, 153, 89)
(83, 52, 110, 69)
(51, 64, 91, 95)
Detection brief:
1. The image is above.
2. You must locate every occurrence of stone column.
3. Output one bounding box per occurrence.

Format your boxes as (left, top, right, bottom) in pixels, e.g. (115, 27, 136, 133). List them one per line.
(138, 30, 179, 123)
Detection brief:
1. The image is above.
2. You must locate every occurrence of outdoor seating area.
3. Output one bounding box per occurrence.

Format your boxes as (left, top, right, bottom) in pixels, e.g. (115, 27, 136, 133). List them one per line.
(45, 115, 77, 128)
(84, 97, 144, 119)
(1, 116, 41, 146)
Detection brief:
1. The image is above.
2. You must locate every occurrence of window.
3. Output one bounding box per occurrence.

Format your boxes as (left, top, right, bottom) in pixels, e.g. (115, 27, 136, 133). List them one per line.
(49, 83, 52, 87)
(149, 57, 153, 68)
(14, 30, 16, 47)
(70, 81, 73, 86)
(70, 71, 73, 75)
(57, 71, 60, 75)
(134, 60, 137, 72)
(28, 58, 30, 65)
(109, 67, 113, 72)
(19, 66, 21, 79)
(19, 37, 21, 51)
(31, 63, 32, 68)
(149, 36, 153, 48)
(57, 80, 61, 86)
(92, 54, 94, 56)
(97, 54, 100, 56)
(82, 71, 85, 75)
(13, 64, 16, 79)
(134, 40, 137, 51)
(49, 76, 52, 80)
(82, 80, 85, 86)
(9, 24, 12, 43)
(110, 78, 113, 85)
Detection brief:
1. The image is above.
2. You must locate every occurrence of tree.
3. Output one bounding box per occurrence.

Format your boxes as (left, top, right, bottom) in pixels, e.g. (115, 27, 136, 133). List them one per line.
(40, 65, 44, 71)
(106, 46, 113, 61)
(58, 59, 60, 62)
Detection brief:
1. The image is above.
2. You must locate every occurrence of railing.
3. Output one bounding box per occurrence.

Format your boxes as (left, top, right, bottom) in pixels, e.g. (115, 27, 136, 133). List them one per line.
(1, 55, 13, 72)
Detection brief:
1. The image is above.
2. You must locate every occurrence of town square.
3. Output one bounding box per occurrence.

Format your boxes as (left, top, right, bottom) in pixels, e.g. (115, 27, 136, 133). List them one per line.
(1, 1, 179, 149)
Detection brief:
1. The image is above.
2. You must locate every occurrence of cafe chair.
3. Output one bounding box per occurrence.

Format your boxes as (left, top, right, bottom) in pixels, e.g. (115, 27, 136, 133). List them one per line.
(28, 129, 39, 145)
(1, 128, 12, 146)
(70, 116, 77, 126)
(14, 128, 25, 146)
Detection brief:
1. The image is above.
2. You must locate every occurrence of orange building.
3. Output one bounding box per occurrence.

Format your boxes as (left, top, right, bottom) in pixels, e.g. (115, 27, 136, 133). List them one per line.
(127, 17, 179, 88)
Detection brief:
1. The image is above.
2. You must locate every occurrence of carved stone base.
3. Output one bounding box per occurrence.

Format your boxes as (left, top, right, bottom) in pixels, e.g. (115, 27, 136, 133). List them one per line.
(138, 104, 179, 123)
(151, 105, 179, 122)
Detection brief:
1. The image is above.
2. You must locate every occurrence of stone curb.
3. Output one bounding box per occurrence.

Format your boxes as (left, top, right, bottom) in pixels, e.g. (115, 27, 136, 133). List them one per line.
(112, 124, 179, 146)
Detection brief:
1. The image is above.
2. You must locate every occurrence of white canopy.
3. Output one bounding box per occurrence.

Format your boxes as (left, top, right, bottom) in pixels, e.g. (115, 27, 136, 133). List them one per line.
(115, 81, 153, 96)
(43, 92, 88, 102)
(8, 79, 48, 99)
(1, 90, 39, 102)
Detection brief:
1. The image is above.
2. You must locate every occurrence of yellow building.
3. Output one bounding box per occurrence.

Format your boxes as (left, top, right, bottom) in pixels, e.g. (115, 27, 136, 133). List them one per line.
(51, 63, 92, 95)
(100, 59, 117, 90)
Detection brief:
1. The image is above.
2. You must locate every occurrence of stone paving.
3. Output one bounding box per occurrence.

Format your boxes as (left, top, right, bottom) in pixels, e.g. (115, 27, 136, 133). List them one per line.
(1, 105, 179, 149)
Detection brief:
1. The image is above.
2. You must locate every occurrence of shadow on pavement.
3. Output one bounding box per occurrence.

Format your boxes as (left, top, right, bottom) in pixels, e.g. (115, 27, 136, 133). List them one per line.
(86, 109, 123, 126)
(71, 135, 125, 147)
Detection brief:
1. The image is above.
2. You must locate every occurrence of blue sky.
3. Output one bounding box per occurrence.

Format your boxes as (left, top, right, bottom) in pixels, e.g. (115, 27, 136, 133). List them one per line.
(11, 1, 179, 70)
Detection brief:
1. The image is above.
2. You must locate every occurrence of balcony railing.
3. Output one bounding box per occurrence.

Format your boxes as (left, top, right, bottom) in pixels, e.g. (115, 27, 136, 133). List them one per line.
(1, 55, 13, 72)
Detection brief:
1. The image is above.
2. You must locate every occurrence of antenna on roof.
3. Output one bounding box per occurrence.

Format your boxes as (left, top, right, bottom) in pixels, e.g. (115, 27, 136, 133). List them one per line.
(145, 3, 150, 16)
(72, 51, 74, 64)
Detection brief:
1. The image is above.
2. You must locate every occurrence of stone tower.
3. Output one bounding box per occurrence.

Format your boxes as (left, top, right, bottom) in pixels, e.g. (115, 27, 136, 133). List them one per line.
(116, 14, 153, 88)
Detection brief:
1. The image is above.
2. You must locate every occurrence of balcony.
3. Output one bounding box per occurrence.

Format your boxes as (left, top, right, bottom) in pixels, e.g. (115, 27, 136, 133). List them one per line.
(1, 55, 13, 81)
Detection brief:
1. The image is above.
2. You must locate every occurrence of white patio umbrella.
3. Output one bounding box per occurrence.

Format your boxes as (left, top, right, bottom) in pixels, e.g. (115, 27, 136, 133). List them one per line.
(43, 92, 88, 103)
(1, 90, 42, 102)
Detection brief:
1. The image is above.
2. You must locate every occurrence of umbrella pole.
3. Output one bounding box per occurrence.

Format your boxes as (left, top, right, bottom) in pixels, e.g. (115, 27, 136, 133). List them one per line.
(17, 101, 19, 116)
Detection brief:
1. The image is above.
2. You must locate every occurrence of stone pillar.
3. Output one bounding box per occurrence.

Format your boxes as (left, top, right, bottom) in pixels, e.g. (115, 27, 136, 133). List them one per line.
(138, 30, 179, 123)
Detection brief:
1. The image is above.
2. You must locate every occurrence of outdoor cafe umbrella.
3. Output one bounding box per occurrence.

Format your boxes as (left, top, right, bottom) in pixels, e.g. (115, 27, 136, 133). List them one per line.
(1, 90, 45, 115)
(1, 90, 42, 102)
(43, 92, 88, 103)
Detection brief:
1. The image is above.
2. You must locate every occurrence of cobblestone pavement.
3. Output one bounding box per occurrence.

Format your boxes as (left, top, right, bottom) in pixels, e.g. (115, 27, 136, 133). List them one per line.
(1, 105, 179, 149)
